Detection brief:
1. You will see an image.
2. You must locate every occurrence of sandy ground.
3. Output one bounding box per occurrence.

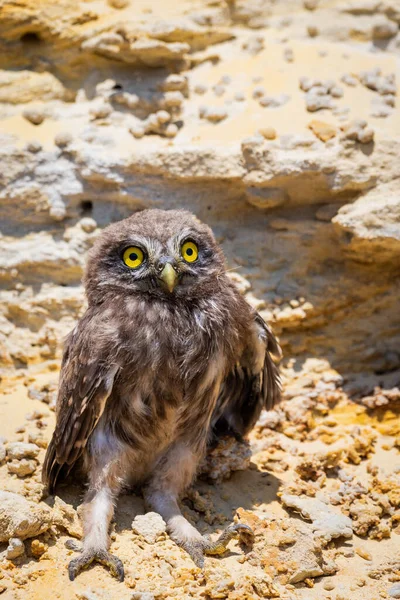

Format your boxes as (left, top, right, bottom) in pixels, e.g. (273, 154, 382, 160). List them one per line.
(0, 360, 399, 600)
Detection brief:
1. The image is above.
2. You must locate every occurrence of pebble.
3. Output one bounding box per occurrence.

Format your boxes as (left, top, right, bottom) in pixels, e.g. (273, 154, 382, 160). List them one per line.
(161, 74, 188, 93)
(259, 127, 277, 140)
(284, 47, 294, 62)
(194, 83, 208, 95)
(305, 92, 334, 112)
(323, 580, 335, 591)
(212, 84, 225, 97)
(26, 140, 42, 153)
(341, 74, 358, 87)
(388, 583, 400, 598)
(6, 442, 40, 460)
(199, 106, 227, 123)
(252, 86, 266, 99)
(130, 125, 146, 138)
(164, 123, 178, 138)
(28, 432, 48, 449)
(307, 25, 319, 37)
(162, 91, 184, 108)
(30, 539, 48, 558)
(330, 85, 344, 98)
(355, 546, 372, 561)
(90, 102, 112, 119)
(7, 459, 37, 477)
(372, 19, 398, 40)
(0, 444, 5, 463)
(308, 119, 337, 142)
(5, 538, 25, 560)
(107, 0, 129, 7)
(234, 91, 246, 101)
(132, 512, 166, 544)
(131, 593, 155, 600)
(54, 132, 73, 148)
(304, 0, 318, 9)
(259, 94, 290, 108)
(23, 109, 45, 125)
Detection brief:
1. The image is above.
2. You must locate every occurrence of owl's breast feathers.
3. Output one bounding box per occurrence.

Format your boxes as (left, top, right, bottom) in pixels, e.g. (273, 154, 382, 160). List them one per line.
(43, 286, 281, 491)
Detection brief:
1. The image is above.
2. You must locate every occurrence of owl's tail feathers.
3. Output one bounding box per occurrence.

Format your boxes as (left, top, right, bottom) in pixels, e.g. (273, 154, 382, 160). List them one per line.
(42, 439, 63, 494)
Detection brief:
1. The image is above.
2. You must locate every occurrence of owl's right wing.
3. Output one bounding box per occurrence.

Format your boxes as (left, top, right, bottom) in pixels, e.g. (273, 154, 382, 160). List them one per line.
(213, 312, 281, 438)
(42, 313, 120, 493)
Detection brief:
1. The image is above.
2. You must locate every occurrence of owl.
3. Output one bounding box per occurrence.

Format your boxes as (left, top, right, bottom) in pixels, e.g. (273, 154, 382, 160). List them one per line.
(43, 209, 281, 581)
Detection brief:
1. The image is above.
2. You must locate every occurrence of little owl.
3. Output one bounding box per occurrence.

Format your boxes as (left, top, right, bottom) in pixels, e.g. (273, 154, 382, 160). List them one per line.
(43, 209, 281, 581)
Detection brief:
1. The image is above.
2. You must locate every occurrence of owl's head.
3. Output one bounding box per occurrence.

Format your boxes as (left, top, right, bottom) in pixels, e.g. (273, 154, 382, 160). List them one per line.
(84, 209, 226, 304)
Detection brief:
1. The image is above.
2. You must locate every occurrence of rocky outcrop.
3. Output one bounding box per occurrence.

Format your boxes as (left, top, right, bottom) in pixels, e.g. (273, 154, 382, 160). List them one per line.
(0, 0, 399, 378)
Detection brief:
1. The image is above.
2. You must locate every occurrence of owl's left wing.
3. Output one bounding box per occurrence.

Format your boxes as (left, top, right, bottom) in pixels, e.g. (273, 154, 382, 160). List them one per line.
(213, 312, 281, 437)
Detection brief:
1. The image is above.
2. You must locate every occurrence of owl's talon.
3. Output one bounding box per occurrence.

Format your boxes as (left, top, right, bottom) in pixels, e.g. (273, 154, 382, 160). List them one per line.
(68, 548, 125, 582)
(182, 523, 254, 568)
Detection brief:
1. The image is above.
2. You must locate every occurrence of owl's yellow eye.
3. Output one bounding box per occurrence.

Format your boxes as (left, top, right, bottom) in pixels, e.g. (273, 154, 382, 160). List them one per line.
(123, 246, 144, 269)
(181, 241, 198, 263)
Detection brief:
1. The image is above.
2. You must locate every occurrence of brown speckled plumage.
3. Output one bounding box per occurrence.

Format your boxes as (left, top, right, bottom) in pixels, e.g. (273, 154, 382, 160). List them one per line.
(43, 209, 281, 580)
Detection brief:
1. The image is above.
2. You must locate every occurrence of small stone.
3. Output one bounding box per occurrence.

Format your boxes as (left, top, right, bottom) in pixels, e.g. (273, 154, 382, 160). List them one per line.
(304, 0, 318, 9)
(212, 84, 225, 97)
(308, 120, 336, 141)
(194, 83, 207, 95)
(323, 580, 335, 590)
(234, 91, 246, 101)
(305, 92, 334, 112)
(388, 583, 400, 598)
(372, 19, 398, 40)
(259, 127, 277, 140)
(90, 102, 112, 119)
(6, 442, 40, 460)
(161, 74, 188, 93)
(165, 123, 178, 138)
(355, 546, 372, 561)
(131, 512, 166, 544)
(330, 85, 344, 98)
(199, 106, 227, 123)
(80, 217, 97, 233)
(307, 25, 319, 37)
(0, 445, 5, 464)
(8, 459, 37, 477)
(162, 91, 184, 108)
(23, 109, 45, 126)
(155, 110, 171, 124)
(54, 132, 73, 148)
(131, 593, 155, 600)
(107, 0, 129, 8)
(130, 125, 146, 139)
(252, 86, 266, 99)
(28, 432, 48, 449)
(259, 94, 290, 108)
(26, 141, 42, 153)
(284, 47, 294, 62)
(358, 128, 374, 144)
(30, 539, 48, 558)
(5, 538, 25, 560)
(341, 74, 358, 87)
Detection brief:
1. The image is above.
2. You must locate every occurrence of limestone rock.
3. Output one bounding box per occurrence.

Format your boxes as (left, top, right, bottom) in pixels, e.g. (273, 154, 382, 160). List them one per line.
(333, 184, 400, 265)
(0, 491, 52, 542)
(4, 537, 25, 560)
(52, 496, 83, 539)
(281, 494, 353, 542)
(6, 442, 40, 460)
(131, 512, 166, 544)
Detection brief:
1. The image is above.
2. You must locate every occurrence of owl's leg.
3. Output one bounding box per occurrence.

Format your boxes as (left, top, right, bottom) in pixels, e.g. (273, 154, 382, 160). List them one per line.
(68, 446, 125, 581)
(144, 443, 254, 568)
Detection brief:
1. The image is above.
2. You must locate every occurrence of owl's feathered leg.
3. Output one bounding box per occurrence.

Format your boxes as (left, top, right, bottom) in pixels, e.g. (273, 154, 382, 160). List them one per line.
(68, 449, 125, 581)
(144, 442, 254, 568)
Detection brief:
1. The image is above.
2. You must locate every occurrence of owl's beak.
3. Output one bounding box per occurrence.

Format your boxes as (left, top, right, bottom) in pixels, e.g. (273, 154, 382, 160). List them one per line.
(159, 262, 178, 293)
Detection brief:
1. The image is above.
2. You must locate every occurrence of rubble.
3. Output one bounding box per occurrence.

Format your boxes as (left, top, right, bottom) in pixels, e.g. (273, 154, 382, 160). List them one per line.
(0, 491, 52, 542)
(131, 513, 167, 544)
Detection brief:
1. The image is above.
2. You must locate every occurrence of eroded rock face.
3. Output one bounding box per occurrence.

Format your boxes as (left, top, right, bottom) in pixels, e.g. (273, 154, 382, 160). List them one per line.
(0, 0, 399, 377)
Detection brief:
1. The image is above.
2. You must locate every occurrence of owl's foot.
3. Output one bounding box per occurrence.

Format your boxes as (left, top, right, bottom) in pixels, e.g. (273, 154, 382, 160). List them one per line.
(182, 523, 254, 568)
(67, 543, 124, 582)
